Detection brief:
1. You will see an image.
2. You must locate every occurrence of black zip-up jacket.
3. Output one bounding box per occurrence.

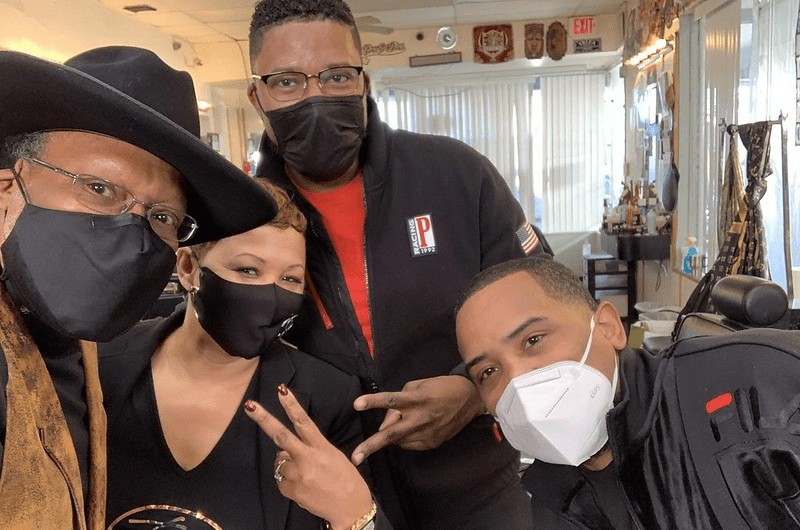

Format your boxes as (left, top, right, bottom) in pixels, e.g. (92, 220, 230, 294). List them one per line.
(523, 328, 800, 529)
(257, 97, 545, 530)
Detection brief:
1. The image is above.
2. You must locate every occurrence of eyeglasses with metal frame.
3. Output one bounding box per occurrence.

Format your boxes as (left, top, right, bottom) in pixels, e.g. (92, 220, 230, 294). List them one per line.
(22, 157, 198, 244)
(251, 65, 364, 102)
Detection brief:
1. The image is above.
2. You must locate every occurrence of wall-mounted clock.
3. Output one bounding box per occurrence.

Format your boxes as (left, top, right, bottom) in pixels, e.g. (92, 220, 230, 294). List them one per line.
(436, 27, 458, 50)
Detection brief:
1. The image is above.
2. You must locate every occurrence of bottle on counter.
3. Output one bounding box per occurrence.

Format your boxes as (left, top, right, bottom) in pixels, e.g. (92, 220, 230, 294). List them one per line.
(646, 209, 657, 234)
(681, 237, 698, 274)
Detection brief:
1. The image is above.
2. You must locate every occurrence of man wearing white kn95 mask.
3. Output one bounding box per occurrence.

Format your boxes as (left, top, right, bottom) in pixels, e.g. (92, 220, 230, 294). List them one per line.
(493, 313, 618, 468)
(455, 257, 800, 530)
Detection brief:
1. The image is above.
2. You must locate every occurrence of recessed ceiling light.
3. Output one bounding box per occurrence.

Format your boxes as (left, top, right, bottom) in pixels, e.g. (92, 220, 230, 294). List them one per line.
(123, 4, 157, 13)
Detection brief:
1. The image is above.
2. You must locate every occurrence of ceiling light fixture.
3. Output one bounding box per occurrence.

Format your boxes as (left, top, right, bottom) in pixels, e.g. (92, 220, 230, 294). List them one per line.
(626, 37, 674, 69)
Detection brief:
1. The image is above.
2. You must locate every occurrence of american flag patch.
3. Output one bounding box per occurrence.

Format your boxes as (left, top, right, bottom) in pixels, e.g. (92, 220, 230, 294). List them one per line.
(516, 222, 539, 255)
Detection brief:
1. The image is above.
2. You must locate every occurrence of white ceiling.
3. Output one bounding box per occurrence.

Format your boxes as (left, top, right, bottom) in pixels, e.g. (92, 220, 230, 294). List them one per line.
(97, 0, 626, 45)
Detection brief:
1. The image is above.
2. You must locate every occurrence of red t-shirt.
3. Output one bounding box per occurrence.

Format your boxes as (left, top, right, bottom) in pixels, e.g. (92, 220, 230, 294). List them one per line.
(298, 175, 374, 357)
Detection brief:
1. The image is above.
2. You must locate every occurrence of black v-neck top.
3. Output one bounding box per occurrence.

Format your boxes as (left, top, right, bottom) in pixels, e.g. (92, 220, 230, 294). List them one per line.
(100, 306, 366, 530)
(105, 365, 263, 530)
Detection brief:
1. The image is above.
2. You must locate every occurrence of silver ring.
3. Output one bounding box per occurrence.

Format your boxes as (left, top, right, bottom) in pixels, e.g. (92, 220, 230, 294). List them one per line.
(274, 458, 288, 483)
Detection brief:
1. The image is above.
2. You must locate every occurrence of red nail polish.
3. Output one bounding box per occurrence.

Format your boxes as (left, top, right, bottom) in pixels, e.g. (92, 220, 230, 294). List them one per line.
(492, 421, 504, 443)
(278, 384, 289, 396)
(244, 400, 257, 412)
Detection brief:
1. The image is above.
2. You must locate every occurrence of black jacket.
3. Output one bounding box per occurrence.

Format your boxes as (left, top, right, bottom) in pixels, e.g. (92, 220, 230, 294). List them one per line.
(523, 328, 800, 530)
(257, 97, 544, 530)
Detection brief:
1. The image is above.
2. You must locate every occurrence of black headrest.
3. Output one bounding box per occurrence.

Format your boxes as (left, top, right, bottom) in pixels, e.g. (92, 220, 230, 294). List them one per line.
(710, 275, 788, 326)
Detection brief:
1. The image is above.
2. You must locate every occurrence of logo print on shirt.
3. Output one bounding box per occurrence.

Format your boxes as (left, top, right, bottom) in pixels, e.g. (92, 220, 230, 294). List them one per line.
(107, 504, 223, 529)
(407, 214, 437, 257)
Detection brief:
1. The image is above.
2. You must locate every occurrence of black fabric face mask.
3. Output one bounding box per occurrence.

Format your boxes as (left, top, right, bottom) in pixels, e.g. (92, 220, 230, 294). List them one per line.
(1, 204, 176, 341)
(265, 95, 367, 183)
(192, 267, 304, 359)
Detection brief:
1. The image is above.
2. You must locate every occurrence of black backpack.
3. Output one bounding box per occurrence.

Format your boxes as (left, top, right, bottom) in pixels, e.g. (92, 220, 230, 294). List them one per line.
(664, 328, 800, 529)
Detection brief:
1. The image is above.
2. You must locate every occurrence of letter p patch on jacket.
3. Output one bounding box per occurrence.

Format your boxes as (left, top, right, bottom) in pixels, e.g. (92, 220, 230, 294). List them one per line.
(407, 214, 438, 256)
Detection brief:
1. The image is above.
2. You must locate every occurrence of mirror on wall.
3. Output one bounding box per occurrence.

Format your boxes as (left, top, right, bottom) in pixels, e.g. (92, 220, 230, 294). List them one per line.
(631, 66, 674, 199)
(618, 53, 675, 240)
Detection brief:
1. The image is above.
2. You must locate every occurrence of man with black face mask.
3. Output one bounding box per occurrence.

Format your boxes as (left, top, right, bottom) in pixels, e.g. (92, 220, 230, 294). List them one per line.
(0, 47, 276, 529)
(247, 1, 551, 529)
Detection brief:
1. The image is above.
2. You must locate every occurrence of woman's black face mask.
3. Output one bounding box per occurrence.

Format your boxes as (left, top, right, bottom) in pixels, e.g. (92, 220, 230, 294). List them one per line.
(191, 267, 304, 359)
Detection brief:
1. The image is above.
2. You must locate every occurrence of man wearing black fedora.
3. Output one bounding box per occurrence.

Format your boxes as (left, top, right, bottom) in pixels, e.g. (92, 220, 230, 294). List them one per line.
(0, 46, 277, 528)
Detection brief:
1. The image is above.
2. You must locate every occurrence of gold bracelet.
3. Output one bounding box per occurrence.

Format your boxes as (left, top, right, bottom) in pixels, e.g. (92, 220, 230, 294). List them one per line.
(325, 500, 377, 530)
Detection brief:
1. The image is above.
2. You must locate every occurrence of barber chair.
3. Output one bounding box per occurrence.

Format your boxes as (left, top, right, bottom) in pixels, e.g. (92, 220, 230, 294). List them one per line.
(642, 275, 790, 354)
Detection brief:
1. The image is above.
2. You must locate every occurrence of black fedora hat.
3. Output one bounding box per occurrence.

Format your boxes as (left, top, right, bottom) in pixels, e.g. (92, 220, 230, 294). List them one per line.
(0, 46, 276, 245)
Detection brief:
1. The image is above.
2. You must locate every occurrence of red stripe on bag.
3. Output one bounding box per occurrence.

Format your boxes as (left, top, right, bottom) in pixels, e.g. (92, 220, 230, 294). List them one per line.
(705, 392, 733, 414)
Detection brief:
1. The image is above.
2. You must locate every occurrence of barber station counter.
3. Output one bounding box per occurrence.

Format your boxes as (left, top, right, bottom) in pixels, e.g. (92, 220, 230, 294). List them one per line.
(586, 231, 671, 324)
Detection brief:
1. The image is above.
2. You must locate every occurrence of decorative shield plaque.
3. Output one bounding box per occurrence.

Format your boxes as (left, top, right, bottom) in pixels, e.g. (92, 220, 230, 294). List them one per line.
(473, 24, 514, 64)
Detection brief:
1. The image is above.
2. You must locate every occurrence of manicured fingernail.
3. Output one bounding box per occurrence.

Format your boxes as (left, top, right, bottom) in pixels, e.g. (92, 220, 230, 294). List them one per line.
(278, 384, 289, 396)
(244, 400, 257, 412)
(492, 421, 504, 442)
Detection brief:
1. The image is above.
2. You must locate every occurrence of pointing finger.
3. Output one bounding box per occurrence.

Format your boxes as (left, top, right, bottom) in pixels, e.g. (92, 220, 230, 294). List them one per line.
(353, 391, 415, 411)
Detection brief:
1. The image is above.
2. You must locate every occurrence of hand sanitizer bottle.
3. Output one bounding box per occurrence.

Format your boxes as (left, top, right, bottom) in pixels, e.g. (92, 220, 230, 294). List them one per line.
(682, 237, 697, 274)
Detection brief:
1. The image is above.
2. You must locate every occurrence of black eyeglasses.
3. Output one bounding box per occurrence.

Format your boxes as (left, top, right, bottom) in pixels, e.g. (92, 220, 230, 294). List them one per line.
(22, 158, 198, 244)
(252, 65, 363, 102)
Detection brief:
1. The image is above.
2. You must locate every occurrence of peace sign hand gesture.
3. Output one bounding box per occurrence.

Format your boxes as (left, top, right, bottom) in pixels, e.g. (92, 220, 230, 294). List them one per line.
(244, 384, 374, 530)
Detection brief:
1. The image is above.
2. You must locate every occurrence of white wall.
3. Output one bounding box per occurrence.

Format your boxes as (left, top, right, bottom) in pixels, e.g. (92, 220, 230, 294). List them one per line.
(549, 231, 602, 276)
(0, 0, 195, 70)
(361, 14, 623, 71)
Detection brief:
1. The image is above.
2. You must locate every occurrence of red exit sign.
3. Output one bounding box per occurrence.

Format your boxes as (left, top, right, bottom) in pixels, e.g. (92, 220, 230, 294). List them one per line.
(570, 16, 595, 36)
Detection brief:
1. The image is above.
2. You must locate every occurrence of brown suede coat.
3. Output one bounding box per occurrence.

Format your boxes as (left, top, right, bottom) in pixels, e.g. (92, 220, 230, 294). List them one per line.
(0, 285, 106, 529)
